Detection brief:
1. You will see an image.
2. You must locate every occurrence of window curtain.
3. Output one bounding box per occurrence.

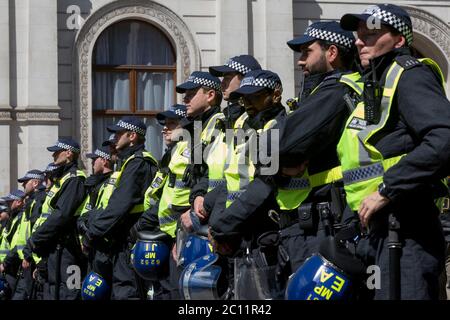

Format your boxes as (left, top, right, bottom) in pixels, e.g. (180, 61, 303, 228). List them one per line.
(92, 20, 176, 160)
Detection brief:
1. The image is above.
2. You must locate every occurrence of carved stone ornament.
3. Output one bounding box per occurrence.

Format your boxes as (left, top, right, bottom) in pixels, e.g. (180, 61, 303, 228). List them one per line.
(15, 111, 60, 122)
(74, 0, 200, 166)
(0, 111, 12, 121)
(406, 6, 450, 58)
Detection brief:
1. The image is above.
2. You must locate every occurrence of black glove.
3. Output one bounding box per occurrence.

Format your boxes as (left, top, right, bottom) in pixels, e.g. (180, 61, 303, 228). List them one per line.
(22, 242, 34, 263)
(35, 259, 48, 283)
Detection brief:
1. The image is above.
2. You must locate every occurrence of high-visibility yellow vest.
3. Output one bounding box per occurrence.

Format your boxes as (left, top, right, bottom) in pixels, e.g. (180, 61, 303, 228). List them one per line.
(9, 198, 38, 260)
(204, 112, 249, 193)
(224, 117, 278, 207)
(143, 171, 167, 212)
(157, 112, 224, 237)
(337, 58, 445, 211)
(31, 169, 86, 263)
(0, 212, 22, 262)
(275, 73, 363, 211)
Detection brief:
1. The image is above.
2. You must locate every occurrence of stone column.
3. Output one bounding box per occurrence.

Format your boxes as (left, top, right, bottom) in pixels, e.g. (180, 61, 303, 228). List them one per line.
(216, 0, 249, 65)
(252, 0, 295, 100)
(10, 0, 60, 187)
(0, 0, 11, 194)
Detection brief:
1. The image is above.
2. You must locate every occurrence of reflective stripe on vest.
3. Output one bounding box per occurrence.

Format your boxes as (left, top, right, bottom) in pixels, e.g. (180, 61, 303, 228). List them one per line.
(225, 118, 278, 207)
(143, 171, 167, 212)
(339, 72, 364, 96)
(31, 169, 86, 263)
(116, 151, 157, 215)
(158, 113, 223, 238)
(276, 166, 343, 210)
(337, 58, 445, 211)
(10, 206, 32, 260)
(0, 213, 22, 262)
(205, 112, 247, 193)
(33, 170, 86, 234)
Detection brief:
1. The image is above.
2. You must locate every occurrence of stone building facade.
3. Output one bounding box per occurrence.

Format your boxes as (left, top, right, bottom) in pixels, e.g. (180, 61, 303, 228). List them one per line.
(1, 0, 450, 193)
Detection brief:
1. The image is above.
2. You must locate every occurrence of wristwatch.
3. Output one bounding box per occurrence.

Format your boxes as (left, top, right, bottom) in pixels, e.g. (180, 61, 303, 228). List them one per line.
(377, 182, 390, 199)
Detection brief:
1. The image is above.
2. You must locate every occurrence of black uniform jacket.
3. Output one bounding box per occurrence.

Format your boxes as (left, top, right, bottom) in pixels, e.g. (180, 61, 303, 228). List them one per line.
(86, 144, 157, 244)
(189, 102, 245, 204)
(208, 105, 286, 241)
(30, 162, 86, 257)
(362, 48, 450, 210)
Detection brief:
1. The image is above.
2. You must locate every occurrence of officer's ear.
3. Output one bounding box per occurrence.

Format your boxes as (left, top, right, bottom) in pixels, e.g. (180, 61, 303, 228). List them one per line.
(326, 44, 339, 65)
(393, 35, 406, 48)
(128, 131, 138, 144)
(272, 89, 282, 104)
(205, 88, 216, 105)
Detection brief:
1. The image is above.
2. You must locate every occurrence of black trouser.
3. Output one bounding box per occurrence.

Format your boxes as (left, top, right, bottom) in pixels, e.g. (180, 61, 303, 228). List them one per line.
(108, 241, 149, 300)
(279, 223, 326, 276)
(11, 267, 33, 300)
(45, 245, 84, 300)
(356, 212, 445, 300)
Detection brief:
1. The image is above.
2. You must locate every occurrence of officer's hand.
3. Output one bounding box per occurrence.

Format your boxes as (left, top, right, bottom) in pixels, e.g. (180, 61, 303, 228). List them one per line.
(193, 196, 207, 221)
(0, 263, 4, 273)
(81, 244, 90, 257)
(180, 210, 193, 232)
(358, 191, 390, 227)
(208, 229, 234, 257)
(281, 160, 309, 177)
(171, 243, 178, 263)
(22, 259, 31, 270)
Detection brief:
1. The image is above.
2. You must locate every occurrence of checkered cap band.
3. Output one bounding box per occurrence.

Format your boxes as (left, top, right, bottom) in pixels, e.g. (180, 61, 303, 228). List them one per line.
(285, 178, 310, 190)
(94, 149, 111, 160)
(46, 164, 59, 172)
(306, 27, 354, 49)
(371, 9, 413, 45)
(7, 194, 22, 201)
(117, 120, 146, 136)
(225, 59, 252, 75)
(343, 162, 384, 185)
(173, 108, 187, 117)
(188, 76, 221, 91)
(24, 173, 45, 181)
(240, 77, 282, 90)
(57, 142, 80, 153)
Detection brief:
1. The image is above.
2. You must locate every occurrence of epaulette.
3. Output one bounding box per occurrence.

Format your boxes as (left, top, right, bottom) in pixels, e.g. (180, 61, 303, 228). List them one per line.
(395, 55, 421, 70)
(322, 73, 342, 82)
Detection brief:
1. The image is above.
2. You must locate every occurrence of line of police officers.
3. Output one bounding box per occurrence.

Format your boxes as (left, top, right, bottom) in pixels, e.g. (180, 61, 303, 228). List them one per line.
(1, 3, 450, 300)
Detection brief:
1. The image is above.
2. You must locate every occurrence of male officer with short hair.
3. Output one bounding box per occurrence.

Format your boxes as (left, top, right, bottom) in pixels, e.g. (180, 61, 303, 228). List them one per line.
(7, 170, 46, 300)
(83, 117, 158, 300)
(24, 138, 86, 300)
(0, 190, 26, 298)
(273, 21, 359, 281)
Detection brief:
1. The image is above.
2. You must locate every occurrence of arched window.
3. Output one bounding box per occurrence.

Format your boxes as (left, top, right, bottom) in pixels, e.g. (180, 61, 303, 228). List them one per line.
(92, 20, 176, 159)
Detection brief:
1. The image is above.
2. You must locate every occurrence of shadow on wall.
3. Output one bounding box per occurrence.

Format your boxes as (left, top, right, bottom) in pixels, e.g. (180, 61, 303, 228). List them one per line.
(57, 0, 93, 172)
(291, 0, 323, 98)
(9, 121, 22, 190)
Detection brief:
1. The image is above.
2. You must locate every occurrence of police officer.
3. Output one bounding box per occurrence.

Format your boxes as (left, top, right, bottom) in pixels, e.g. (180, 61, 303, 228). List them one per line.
(7, 170, 46, 300)
(171, 72, 224, 234)
(83, 116, 158, 300)
(77, 146, 114, 234)
(133, 104, 187, 299)
(273, 21, 358, 282)
(135, 104, 188, 234)
(339, 4, 450, 299)
(207, 70, 286, 299)
(0, 189, 26, 298)
(21, 162, 61, 300)
(189, 55, 262, 227)
(159, 73, 223, 299)
(24, 138, 86, 300)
